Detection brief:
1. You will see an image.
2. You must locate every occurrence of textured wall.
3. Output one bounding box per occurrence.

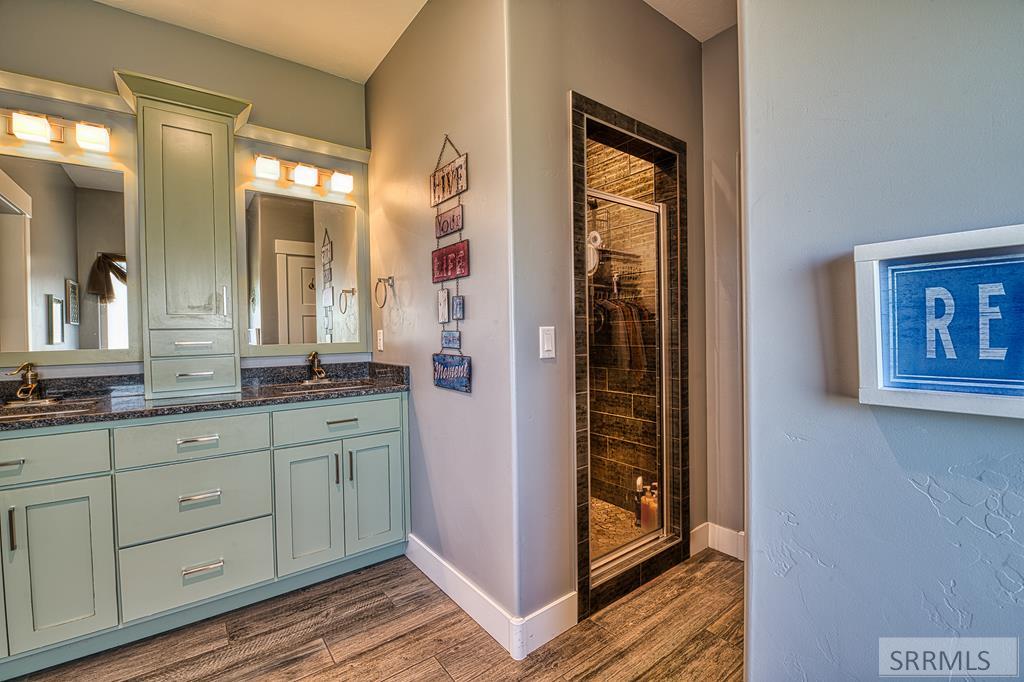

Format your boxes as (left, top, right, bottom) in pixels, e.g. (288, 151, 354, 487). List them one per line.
(742, 1, 1024, 677)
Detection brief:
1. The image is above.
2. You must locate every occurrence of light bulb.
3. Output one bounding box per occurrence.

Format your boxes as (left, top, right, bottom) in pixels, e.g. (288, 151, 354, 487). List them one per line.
(75, 122, 110, 152)
(330, 171, 353, 194)
(293, 163, 318, 187)
(11, 112, 50, 143)
(254, 155, 281, 181)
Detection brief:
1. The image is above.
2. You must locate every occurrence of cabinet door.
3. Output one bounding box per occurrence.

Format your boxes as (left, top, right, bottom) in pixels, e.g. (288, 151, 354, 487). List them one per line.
(142, 104, 234, 330)
(0, 477, 117, 654)
(273, 442, 345, 575)
(343, 431, 404, 555)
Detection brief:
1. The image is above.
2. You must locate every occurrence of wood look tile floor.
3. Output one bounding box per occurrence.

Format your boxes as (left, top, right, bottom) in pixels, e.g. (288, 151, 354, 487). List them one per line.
(33, 549, 743, 681)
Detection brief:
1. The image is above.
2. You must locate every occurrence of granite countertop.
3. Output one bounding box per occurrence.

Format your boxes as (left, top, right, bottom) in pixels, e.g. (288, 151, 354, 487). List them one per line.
(0, 362, 409, 432)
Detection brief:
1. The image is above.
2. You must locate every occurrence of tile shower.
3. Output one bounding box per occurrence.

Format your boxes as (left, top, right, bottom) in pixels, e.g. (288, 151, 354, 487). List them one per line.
(572, 93, 688, 619)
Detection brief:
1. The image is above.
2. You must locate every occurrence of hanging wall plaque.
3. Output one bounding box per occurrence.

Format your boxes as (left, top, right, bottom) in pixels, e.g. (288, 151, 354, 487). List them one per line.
(437, 288, 450, 323)
(433, 353, 471, 393)
(451, 295, 465, 320)
(435, 205, 464, 239)
(430, 153, 468, 207)
(441, 330, 462, 350)
(432, 240, 470, 283)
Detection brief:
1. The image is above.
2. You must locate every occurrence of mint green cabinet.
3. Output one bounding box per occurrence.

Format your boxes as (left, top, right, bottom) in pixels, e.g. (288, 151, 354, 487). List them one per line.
(0, 477, 117, 654)
(343, 431, 404, 555)
(140, 103, 234, 331)
(273, 442, 346, 575)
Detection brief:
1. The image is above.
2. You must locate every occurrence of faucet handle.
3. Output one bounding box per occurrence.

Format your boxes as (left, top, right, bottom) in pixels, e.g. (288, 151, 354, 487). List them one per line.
(6, 362, 34, 377)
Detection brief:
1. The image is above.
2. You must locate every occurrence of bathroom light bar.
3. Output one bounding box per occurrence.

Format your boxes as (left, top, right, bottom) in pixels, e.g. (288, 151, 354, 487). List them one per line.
(253, 154, 353, 194)
(3, 109, 111, 152)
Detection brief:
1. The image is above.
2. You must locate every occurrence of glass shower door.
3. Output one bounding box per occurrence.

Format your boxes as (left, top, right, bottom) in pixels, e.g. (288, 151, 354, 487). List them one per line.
(586, 190, 669, 567)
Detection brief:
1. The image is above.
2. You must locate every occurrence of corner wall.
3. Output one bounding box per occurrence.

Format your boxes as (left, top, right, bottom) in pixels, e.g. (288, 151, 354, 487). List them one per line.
(741, 1, 1024, 677)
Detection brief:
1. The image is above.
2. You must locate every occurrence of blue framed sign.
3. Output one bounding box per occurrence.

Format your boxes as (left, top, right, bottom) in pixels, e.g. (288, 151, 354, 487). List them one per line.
(433, 353, 471, 393)
(857, 224, 1024, 418)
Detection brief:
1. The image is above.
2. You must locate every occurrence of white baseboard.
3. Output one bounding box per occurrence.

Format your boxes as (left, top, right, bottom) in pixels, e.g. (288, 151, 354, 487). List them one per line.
(405, 534, 577, 660)
(690, 522, 746, 561)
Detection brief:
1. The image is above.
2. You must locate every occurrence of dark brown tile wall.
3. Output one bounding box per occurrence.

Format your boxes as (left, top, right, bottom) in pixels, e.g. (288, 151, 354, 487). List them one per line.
(571, 92, 689, 620)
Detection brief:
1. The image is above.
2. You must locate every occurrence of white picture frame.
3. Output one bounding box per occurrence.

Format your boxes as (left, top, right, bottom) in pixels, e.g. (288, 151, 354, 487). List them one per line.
(856, 222, 1024, 420)
(437, 288, 450, 324)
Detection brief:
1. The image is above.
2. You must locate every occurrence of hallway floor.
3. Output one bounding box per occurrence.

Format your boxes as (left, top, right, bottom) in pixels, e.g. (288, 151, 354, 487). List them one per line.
(34, 549, 743, 681)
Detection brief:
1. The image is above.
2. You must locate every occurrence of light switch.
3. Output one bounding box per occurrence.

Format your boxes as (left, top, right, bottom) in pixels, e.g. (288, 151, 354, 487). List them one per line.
(539, 326, 556, 359)
(376, 329, 384, 352)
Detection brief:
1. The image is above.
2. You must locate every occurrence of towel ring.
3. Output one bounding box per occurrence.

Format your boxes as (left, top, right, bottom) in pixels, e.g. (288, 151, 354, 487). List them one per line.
(338, 288, 356, 314)
(374, 276, 394, 309)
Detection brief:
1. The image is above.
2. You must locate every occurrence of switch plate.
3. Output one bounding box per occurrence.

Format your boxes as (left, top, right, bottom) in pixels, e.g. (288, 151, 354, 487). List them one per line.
(539, 326, 556, 359)
(376, 329, 384, 352)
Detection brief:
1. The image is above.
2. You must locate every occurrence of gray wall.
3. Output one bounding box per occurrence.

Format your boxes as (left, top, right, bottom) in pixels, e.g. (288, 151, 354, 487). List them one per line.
(0, 156, 79, 350)
(76, 188, 126, 349)
(507, 0, 705, 614)
(701, 26, 743, 533)
(0, 0, 366, 148)
(741, 1, 1024, 677)
(366, 0, 518, 613)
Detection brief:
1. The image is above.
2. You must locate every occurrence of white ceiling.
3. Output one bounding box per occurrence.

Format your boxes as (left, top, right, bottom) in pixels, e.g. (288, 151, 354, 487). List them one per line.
(94, 0, 428, 83)
(643, 0, 736, 42)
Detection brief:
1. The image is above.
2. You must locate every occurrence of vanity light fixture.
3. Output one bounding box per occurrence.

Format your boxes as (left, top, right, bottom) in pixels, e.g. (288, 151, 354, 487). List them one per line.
(330, 171, 354, 194)
(293, 163, 318, 188)
(11, 111, 51, 143)
(75, 122, 110, 153)
(254, 154, 281, 181)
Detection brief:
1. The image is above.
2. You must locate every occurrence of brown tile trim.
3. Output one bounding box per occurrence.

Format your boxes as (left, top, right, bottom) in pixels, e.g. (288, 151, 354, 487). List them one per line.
(571, 92, 689, 620)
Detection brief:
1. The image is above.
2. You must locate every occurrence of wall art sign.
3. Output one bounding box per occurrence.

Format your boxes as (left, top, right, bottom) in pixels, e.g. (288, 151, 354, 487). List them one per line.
(437, 288, 450, 323)
(451, 295, 465, 321)
(435, 205, 464, 239)
(432, 240, 471, 283)
(856, 223, 1024, 419)
(433, 353, 471, 393)
(441, 330, 462, 350)
(430, 153, 468, 207)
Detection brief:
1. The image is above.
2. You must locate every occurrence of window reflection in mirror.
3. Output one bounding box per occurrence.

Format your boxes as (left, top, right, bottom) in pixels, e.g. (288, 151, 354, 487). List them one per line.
(244, 191, 359, 346)
(0, 155, 127, 352)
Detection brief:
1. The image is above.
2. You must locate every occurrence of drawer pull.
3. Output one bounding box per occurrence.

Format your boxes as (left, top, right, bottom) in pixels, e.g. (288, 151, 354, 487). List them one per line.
(178, 488, 222, 505)
(181, 558, 225, 578)
(176, 371, 215, 379)
(326, 417, 359, 427)
(348, 451, 354, 482)
(7, 507, 14, 551)
(0, 459, 25, 468)
(334, 453, 340, 484)
(174, 340, 214, 348)
(176, 434, 220, 447)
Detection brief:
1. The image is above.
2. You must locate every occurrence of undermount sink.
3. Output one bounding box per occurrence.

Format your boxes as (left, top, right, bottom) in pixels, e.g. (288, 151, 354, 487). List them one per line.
(267, 380, 373, 396)
(0, 407, 92, 422)
(0, 397, 96, 415)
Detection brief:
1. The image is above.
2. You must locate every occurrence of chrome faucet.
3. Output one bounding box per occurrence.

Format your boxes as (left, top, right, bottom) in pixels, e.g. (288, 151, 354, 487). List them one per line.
(5, 362, 44, 404)
(307, 352, 327, 382)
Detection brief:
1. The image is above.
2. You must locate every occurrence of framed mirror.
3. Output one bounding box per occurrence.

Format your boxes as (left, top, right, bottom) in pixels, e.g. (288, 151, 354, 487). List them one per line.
(236, 144, 370, 356)
(0, 153, 139, 364)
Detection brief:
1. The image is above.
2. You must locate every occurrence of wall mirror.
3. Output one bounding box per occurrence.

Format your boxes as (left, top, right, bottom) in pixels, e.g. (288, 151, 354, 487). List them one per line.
(0, 155, 132, 356)
(244, 190, 364, 350)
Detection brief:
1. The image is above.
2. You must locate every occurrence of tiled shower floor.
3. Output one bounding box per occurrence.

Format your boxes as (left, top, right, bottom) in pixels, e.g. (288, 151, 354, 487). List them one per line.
(591, 496, 645, 559)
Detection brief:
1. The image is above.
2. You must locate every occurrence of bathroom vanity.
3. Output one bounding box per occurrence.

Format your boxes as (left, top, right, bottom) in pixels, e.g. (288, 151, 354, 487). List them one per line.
(0, 365, 409, 677)
(0, 64, 388, 677)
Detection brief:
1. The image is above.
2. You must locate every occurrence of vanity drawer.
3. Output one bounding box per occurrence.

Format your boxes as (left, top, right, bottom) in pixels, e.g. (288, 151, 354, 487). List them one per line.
(115, 451, 271, 547)
(150, 329, 236, 357)
(119, 516, 274, 622)
(0, 431, 109, 486)
(272, 398, 401, 446)
(150, 356, 237, 395)
(114, 413, 269, 468)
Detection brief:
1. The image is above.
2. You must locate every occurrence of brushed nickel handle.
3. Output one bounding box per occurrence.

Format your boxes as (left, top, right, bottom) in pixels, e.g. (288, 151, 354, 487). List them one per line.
(7, 507, 14, 551)
(174, 340, 214, 348)
(221, 286, 229, 316)
(182, 558, 224, 578)
(348, 451, 354, 482)
(334, 453, 340, 484)
(0, 459, 25, 468)
(178, 488, 222, 505)
(176, 371, 215, 379)
(326, 417, 358, 426)
(176, 434, 220, 447)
